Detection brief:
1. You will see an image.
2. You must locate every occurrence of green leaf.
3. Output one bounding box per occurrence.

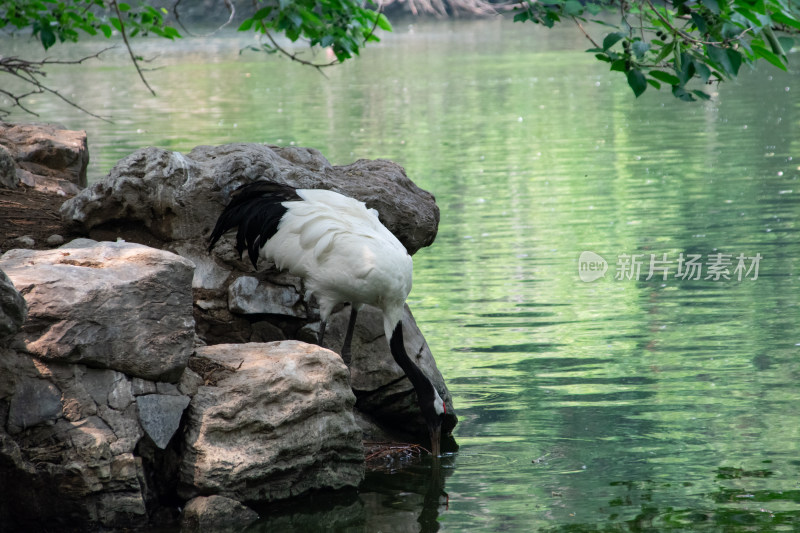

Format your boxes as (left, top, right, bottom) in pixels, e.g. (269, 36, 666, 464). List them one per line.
(603, 32, 625, 51)
(99, 23, 112, 38)
(752, 43, 788, 70)
(652, 41, 675, 64)
(253, 7, 272, 20)
(649, 70, 680, 85)
(692, 89, 712, 100)
(610, 58, 627, 71)
(763, 26, 787, 58)
(513, 11, 530, 23)
(376, 13, 392, 32)
(672, 85, 696, 101)
(39, 26, 56, 49)
(110, 17, 123, 32)
(691, 12, 708, 34)
(772, 12, 800, 31)
(646, 78, 661, 89)
(732, 7, 759, 26)
(118, 2, 131, 12)
(238, 19, 254, 31)
(626, 69, 647, 97)
(726, 49, 743, 76)
(706, 44, 735, 77)
(564, 0, 583, 16)
(693, 59, 711, 82)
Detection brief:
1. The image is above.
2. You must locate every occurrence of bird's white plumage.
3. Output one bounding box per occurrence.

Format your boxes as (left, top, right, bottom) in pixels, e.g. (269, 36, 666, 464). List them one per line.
(262, 189, 413, 338)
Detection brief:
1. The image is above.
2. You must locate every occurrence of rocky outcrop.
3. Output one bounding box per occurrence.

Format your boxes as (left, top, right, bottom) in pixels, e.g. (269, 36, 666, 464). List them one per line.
(1, 143, 459, 529)
(57, 144, 458, 446)
(0, 122, 89, 195)
(180, 342, 364, 502)
(59, 143, 438, 255)
(0, 239, 379, 530)
(0, 239, 196, 382)
(0, 241, 194, 529)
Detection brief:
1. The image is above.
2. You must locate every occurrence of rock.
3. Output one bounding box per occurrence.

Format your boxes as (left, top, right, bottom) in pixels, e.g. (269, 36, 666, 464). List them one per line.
(179, 341, 364, 502)
(181, 495, 259, 532)
(6, 377, 62, 433)
(11, 235, 35, 248)
(0, 268, 26, 341)
(0, 121, 88, 194)
(228, 275, 305, 317)
(0, 144, 17, 188)
(136, 394, 191, 449)
(0, 239, 196, 381)
(46, 234, 65, 246)
(310, 304, 458, 443)
(60, 143, 438, 255)
(0, 351, 149, 530)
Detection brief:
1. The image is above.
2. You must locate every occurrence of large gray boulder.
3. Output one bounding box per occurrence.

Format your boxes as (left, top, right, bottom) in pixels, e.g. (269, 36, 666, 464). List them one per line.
(179, 341, 365, 502)
(0, 239, 196, 381)
(60, 143, 439, 255)
(0, 269, 26, 341)
(0, 121, 88, 194)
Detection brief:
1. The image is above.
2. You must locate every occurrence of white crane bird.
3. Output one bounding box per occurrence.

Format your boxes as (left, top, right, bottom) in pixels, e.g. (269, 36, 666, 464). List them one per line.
(208, 181, 446, 456)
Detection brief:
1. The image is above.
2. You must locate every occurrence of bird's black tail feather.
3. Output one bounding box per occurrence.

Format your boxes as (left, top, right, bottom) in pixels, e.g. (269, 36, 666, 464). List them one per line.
(208, 181, 300, 269)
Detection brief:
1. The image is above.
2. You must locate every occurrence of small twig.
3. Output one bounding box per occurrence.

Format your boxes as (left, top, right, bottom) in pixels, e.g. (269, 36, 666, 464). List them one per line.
(572, 17, 601, 48)
(110, 0, 156, 96)
(0, 49, 114, 121)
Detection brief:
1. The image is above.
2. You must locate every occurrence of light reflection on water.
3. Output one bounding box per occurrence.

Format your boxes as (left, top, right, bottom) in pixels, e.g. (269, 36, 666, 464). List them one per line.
(4, 17, 800, 531)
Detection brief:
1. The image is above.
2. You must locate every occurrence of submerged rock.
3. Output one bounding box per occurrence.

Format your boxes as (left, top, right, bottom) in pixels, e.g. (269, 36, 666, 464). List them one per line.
(181, 495, 259, 532)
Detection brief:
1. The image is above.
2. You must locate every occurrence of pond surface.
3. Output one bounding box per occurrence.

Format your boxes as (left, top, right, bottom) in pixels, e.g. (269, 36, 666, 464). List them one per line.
(4, 17, 800, 531)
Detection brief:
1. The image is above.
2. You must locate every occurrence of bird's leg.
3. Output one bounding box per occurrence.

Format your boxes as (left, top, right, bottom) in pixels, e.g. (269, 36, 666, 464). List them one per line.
(341, 306, 358, 366)
(317, 320, 327, 348)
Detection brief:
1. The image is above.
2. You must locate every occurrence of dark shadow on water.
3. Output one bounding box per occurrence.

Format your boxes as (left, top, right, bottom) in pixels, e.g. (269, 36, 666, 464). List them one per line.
(246, 455, 454, 532)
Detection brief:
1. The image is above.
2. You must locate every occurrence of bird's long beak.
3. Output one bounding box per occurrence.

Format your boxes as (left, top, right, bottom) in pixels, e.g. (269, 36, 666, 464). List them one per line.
(429, 425, 442, 457)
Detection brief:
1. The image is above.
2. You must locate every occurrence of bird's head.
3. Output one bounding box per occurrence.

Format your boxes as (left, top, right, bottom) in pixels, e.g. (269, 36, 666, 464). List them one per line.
(422, 387, 447, 457)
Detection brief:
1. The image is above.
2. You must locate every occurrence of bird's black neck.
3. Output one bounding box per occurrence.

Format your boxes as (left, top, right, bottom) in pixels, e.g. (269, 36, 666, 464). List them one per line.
(389, 321, 437, 412)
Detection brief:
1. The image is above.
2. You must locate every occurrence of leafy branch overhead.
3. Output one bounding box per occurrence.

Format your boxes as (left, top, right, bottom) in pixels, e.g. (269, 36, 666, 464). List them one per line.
(0, 0, 390, 118)
(512, 0, 800, 100)
(237, 0, 392, 68)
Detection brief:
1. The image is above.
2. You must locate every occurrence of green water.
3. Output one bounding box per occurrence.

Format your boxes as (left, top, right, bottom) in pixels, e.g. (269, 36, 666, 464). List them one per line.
(4, 18, 800, 531)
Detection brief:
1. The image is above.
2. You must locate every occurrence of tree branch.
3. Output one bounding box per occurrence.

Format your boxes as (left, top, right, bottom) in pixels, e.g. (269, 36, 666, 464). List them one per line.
(572, 17, 601, 48)
(111, 0, 157, 96)
(0, 50, 114, 122)
(249, 0, 388, 72)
